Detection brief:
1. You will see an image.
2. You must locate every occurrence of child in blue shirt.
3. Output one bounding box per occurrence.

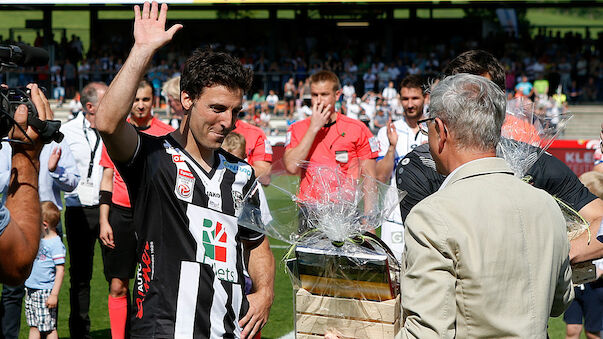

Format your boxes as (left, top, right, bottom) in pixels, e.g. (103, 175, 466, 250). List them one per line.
(24, 201, 66, 339)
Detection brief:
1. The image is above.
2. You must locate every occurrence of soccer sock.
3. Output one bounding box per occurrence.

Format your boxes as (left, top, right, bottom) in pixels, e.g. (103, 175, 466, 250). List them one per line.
(108, 295, 128, 339)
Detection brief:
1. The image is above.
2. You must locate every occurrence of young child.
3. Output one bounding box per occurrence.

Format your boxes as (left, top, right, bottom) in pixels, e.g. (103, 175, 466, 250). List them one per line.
(221, 131, 247, 159)
(24, 201, 66, 339)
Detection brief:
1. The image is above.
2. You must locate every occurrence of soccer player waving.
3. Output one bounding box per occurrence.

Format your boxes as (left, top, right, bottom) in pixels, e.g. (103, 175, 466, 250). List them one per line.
(95, 2, 275, 338)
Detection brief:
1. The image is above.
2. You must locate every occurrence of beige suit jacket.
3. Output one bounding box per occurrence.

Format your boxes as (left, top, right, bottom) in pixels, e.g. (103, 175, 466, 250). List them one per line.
(400, 157, 574, 339)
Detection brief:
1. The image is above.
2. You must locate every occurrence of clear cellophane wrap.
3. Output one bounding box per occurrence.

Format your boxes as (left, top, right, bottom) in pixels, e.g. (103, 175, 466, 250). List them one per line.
(497, 97, 587, 241)
(238, 161, 406, 338)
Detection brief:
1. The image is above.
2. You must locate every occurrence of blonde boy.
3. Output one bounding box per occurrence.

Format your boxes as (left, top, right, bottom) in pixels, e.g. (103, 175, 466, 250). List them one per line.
(24, 202, 65, 339)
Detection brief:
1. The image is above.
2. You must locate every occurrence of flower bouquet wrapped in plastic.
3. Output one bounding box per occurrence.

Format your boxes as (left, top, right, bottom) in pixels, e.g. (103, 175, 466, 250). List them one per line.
(238, 160, 406, 338)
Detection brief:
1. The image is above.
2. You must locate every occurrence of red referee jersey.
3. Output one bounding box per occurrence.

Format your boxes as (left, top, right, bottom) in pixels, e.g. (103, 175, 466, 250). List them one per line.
(285, 113, 379, 201)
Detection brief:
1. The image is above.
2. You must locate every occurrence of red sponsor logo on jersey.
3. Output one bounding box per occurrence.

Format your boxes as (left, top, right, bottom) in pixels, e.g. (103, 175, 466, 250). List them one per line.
(178, 169, 194, 179)
(136, 241, 154, 319)
(202, 218, 227, 262)
(178, 183, 192, 198)
(172, 154, 184, 163)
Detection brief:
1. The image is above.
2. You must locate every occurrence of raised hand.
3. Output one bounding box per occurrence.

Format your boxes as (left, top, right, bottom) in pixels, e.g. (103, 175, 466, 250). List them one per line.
(48, 147, 61, 172)
(133, 1, 182, 52)
(386, 118, 398, 147)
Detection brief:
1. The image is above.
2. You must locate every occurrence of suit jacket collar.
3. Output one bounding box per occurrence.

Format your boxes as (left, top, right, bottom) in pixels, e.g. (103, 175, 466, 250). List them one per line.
(441, 157, 513, 190)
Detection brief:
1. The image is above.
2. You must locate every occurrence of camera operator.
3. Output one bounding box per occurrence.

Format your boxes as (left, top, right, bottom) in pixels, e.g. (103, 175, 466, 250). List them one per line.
(0, 83, 52, 285)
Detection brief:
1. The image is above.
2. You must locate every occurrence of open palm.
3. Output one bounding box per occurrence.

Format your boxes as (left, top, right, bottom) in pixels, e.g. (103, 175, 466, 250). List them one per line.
(133, 1, 182, 51)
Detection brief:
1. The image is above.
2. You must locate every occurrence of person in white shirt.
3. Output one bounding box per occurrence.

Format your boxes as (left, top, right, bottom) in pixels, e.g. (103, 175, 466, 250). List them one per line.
(265, 89, 279, 114)
(342, 81, 356, 103)
(59, 81, 107, 339)
(382, 80, 397, 105)
(376, 75, 428, 260)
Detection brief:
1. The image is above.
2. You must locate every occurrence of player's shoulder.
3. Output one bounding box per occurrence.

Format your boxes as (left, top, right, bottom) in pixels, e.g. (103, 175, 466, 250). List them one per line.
(288, 117, 311, 132)
(397, 144, 437, 176)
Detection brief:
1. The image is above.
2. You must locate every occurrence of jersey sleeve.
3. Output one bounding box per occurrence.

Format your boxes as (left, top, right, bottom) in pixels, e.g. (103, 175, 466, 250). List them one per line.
(248, 131, 273, 165)
(356, 123, 379, 160)
(99, 144, 116, 170)
(285, 123, 301, 150)
(395, 151, 445, 222)
(114, 133, 149, 206)
(528, 153, 597, 212)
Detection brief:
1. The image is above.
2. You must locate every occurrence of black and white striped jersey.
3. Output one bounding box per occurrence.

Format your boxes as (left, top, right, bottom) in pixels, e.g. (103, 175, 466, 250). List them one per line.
(117, 133, 264, 339)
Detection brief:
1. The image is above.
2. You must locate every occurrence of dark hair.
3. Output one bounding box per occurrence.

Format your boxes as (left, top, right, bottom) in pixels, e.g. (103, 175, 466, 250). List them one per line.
(309, 70, 341, 91)
(443, 50, 505, 91)
(400, 74, 425, 93)
(180, 49, 253, 101)
(138, 78, 154, 95)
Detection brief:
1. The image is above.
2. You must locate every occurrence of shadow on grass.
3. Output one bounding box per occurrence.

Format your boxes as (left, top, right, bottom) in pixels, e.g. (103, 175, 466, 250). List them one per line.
(60, 328, 111, 339)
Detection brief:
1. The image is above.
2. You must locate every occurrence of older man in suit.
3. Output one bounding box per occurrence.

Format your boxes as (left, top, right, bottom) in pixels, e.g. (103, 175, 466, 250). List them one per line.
(400, 73, 574, 338)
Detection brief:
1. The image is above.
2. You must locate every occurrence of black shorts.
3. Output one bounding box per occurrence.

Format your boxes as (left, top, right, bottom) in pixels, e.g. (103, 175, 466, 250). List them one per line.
(563, 279, 603, 332)
(101, 204, 137, 281)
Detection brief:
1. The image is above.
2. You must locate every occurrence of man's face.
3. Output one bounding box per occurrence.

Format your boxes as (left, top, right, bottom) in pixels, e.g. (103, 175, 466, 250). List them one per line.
(400, 87, 425, 119)
(311, 80, 340, 114)
(84, 86, 106, 129)
(185, 85, 243, 150)
(131, 85, 153, 122)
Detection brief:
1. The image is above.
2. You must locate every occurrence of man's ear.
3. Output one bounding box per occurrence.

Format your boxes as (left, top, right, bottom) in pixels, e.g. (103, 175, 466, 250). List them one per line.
(335, 89, 343, 101)
(434, 118, 447, 153)
(181, 91, 193, 111)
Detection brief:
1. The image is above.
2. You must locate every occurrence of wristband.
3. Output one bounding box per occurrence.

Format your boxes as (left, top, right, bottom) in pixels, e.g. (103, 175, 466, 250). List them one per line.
(99, 190, 113, 205)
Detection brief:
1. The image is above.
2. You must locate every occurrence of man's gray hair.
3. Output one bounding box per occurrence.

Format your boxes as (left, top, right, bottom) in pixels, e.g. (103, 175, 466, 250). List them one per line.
(429, 73, 506, 152)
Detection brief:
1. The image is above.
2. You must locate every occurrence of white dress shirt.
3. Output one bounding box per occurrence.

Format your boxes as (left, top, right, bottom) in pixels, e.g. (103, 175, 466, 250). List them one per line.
(59, 112, 104, 207)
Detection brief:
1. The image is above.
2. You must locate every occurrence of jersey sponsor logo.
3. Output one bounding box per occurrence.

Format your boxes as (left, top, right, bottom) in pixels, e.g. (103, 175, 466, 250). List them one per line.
(175, 168, 195, 202)
(368, 137, 379, 153)
(172, 154, 185, 163)
(222, 159, 252, 177)
(135, 241, 155, 319)
(203, 219, 228, 263)
(178, 169, 194, 179)
(202, 218, 236, 282)
(187, 206, 239, 283)
(207, 191, 221, 199)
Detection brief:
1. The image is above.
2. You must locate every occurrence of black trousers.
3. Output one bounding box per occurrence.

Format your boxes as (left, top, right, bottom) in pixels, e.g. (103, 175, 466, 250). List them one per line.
(0, 284, 25, 339)
(65, 205, 100, 339)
